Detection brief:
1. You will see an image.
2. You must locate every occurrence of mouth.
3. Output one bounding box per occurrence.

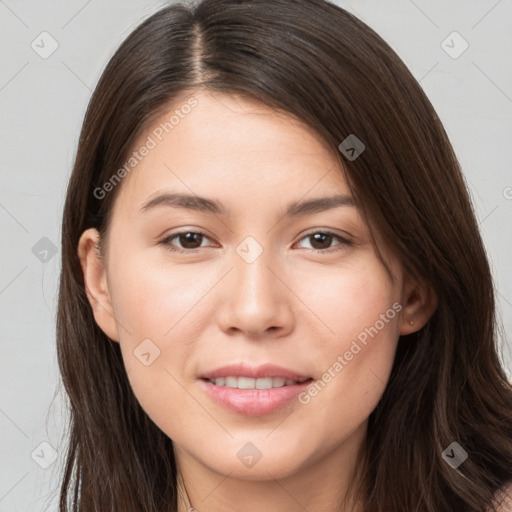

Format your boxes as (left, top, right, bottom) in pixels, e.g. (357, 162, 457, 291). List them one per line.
(199, 364, 314, 416)
(200, 362, 312, 383)
(204, 376, 312, 389)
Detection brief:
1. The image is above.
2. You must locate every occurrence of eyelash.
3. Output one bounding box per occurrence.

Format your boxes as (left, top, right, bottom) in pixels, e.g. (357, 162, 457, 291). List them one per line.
(159, 229, 353, 254)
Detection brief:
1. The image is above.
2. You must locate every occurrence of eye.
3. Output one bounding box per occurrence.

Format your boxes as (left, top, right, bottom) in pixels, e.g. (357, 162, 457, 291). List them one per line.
(295, 230, 353, 253)
(159, 230, 215, 252)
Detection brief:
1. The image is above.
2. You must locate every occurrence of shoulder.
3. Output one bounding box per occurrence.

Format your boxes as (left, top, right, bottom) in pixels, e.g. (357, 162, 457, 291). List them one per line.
(490, 481, 512, 512)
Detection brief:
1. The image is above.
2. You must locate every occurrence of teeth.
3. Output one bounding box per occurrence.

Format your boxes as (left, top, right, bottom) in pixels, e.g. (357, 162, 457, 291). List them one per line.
(225, 376, 237, 387)
(211, 376, 301, 389)
(256, 377, 273, 389)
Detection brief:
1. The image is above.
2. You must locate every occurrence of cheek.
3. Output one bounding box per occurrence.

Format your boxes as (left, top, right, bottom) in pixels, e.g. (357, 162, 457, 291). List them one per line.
(105, 251, 220, 433)
(107, 249, 218, 342)
(299, 257, 400, 345)
(293, 259, 401, 424)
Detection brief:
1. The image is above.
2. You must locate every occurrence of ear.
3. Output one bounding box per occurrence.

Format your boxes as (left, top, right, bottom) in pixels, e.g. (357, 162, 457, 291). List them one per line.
(77, 228, 120, 342)
(399, 274, 438, 335)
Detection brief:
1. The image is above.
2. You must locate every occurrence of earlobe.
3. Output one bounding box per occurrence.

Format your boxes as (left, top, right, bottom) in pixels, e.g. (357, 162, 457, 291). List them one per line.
(399, 276, 438, 335)
(77, 228, 120, 342)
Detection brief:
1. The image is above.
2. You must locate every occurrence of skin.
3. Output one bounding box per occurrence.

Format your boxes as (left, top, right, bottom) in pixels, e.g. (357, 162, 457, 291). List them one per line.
(79, 89, 437, 512)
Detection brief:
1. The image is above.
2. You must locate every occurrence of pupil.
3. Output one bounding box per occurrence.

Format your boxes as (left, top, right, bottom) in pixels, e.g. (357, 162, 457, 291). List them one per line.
(181, 232, 201, 249)
(311, 233, 331, 249)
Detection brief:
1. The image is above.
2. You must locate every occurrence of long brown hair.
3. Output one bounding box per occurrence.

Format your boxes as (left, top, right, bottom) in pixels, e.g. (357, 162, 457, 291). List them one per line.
(56, 0, 512, 510)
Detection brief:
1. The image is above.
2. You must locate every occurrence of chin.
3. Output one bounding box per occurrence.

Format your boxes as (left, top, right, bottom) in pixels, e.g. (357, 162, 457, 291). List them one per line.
(187, 439, 311, 481)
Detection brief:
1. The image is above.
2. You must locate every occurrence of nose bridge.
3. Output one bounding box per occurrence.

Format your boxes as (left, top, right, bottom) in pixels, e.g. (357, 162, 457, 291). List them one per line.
(216, 234, 293, 336)
(233, 236, 280, 304)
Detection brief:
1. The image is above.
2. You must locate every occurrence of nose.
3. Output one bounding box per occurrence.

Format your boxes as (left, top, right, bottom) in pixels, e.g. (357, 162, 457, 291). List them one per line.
(215, 247, 295, 339)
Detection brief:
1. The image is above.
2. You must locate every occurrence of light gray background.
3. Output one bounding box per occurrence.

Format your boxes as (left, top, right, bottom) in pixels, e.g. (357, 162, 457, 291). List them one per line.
(1, 0, 511, 510)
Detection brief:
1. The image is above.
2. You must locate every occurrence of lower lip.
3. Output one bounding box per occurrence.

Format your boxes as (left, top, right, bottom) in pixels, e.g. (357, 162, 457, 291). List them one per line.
(201, 379, 312, 416)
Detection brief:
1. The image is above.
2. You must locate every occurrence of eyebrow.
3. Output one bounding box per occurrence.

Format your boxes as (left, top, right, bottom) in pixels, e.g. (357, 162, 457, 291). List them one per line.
(140, 192, 356, 218)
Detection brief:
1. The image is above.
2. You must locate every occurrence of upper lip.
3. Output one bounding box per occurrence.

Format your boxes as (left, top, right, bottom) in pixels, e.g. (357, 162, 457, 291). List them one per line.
(200, 363, 311, 381)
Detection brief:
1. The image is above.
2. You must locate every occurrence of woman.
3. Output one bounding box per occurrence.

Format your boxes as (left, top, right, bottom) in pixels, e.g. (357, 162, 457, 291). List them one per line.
(56, 0, 512, 510)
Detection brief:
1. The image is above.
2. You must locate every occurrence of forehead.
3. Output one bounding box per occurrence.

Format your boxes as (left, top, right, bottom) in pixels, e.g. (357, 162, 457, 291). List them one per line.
(112, 89, 349, 213)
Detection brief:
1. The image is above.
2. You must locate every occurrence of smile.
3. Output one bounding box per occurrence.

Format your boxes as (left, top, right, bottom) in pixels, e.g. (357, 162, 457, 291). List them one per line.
(208, 376, 310, 389)
(201, 376, 313, 416)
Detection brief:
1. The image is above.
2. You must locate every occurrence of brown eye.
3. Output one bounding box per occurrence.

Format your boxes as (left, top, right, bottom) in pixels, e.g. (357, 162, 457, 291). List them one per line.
(176, 232, 204, 249)
(296, 231, 352, 253)
(309, 233, 334, 250)
(160, 231, 213, 252)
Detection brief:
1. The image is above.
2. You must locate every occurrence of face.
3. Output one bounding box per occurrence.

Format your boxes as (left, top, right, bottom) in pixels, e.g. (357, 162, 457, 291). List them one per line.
(80, 89, 429, 484)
